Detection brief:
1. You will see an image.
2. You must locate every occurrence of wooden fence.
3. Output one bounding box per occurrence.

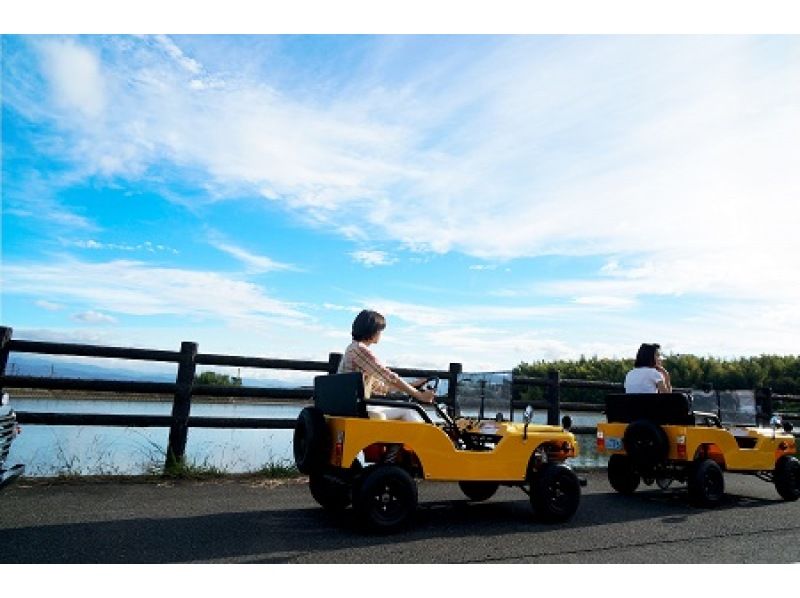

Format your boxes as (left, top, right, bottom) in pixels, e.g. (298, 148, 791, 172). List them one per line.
(1, 326, 798, 472)
(0, 326, 461, 468)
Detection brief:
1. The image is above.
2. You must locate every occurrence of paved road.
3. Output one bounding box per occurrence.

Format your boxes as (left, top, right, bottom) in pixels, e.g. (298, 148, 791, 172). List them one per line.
(1, 470, 799, 564)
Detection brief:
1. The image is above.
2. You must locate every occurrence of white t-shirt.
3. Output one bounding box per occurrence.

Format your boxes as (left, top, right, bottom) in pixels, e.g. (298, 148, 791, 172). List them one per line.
(624, 367, 664, 393)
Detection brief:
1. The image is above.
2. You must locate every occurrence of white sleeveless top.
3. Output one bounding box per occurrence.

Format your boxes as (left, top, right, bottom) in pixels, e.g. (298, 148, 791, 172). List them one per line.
(624, 367, 664, 393)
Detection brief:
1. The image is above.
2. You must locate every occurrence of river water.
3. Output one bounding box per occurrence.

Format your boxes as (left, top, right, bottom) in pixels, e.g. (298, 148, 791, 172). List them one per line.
(7, 397, 606, 476)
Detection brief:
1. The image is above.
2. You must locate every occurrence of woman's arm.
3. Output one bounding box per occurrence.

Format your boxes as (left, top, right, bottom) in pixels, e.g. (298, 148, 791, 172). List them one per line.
(354, 344, 434, 402)
(390, 378, 435, 403)
(655, 367, 672, 393)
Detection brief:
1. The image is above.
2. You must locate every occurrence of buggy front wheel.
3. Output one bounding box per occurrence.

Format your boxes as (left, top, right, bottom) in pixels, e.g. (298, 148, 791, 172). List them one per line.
(531, 463, 581, 523)
(775, 455, 800, 501)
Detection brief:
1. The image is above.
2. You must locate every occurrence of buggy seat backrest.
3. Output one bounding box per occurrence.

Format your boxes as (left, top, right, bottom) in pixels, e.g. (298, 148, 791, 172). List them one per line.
(605, 392, 695, 425)
(314, 372, 367, 417)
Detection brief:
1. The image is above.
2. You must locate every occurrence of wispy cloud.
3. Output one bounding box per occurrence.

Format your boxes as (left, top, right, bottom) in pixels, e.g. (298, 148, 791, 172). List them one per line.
(72, 310, 118, 324)
(209, 240, 296, 273)
(350, 250, 397, 268)
(35, 300, 65, 311)
(3, 258, 308, 324)
(63, 239, 179, 254)
(7, 36, 796, 296)
(4, 35, 800, 368)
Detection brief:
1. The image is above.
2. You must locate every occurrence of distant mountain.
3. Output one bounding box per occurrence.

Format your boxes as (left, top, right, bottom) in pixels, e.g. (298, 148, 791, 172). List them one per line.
(4, 354, 299, 388)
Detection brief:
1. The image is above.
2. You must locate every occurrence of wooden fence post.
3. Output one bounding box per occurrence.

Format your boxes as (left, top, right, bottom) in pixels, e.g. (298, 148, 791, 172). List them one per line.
(327, 352, 342, 374)
(448, 362, 462, 417)
(165, 341, 198, 469)
(0, 327, 12, 394)
(546, 369, 561, 426)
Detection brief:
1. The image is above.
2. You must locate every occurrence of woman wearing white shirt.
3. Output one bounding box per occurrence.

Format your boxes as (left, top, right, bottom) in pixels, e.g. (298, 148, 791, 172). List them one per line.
(624, 343, 672, 393)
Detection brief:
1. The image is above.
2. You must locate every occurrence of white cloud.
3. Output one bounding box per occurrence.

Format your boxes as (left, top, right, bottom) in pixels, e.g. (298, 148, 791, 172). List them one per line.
(35, 300, 65, 311)
(64, 239, 179, 254)
(14, 36, 798, 307)
(322, 303, 360, 313)
(350, 250, 398, 268)
(154, 35, 202, 75)
(6, 36, 800, 367)
(572, 296, 636, 309)
(210, 240, 296, 273)
(3, 258, 308, 325)
(38, 38, 106, 118)
(72, 310, 118, 324)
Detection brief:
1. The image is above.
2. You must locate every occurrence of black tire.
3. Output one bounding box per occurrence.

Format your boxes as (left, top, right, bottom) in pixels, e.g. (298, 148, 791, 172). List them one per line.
(309, 469, 352, 511)
(607, 454, 641, 495)
(688, 458, 725, 507)
(774, 455, 800, 501)
(532, 463, 581, 523)
(458, 481, 499, 502)
(353, 465, 418, 532)
(623, 420, 669, 468)
(293, 407, 328, 474)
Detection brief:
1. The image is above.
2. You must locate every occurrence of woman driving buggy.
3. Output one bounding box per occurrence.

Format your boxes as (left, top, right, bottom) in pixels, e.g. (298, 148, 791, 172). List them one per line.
(337, 309, 435, 421)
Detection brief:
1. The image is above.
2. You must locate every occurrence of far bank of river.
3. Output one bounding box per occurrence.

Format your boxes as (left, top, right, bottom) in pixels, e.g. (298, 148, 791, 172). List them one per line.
(7, 396, 606, 477)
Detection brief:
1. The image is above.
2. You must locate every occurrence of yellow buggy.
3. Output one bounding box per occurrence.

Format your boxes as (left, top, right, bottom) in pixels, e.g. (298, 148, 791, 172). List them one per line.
(293, 373, 582, 532)
(596, 392, 799, 506)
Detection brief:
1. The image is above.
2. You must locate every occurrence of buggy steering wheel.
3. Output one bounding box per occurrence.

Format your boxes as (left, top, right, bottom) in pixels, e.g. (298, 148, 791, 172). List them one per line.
(413, 377, 461, 441)
(413, 376, 439, 393)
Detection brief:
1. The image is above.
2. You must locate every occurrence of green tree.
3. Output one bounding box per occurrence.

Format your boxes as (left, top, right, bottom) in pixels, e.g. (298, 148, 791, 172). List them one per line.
(194, 371, 243, 386)
(514, 354, 800, 402)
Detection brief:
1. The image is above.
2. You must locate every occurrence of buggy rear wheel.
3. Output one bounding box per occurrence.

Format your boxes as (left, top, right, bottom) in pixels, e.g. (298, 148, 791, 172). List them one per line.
(607, 454, 640, 495)
(309, 469, 352, 511)
(458, 481, 499, 502)
(688, 458, 725, 507)
(775, 455, 800, 501)
(532, 463, 581, 523)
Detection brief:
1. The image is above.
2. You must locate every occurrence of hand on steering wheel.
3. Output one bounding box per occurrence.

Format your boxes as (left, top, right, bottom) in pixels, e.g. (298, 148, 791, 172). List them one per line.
(412, 376, 439, 404)
(413, 376, 439, 392)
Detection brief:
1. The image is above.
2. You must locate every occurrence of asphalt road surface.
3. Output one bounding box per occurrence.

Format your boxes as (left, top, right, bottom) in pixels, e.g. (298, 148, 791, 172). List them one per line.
(1, 470, 799, 564)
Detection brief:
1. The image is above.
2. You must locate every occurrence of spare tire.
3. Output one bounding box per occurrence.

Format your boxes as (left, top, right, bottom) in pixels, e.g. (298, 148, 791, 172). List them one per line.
(623, 419, 669, 468)
(293, 407, 329, 474)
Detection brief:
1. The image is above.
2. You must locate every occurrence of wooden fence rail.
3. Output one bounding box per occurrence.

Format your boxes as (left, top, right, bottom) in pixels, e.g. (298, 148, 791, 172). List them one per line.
(2, 325, 799, 473)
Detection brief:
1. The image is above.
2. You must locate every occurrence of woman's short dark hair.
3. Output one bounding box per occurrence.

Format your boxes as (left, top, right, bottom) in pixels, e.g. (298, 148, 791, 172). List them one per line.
(634, 343, 661, 368)
(352, 309, 386, 341)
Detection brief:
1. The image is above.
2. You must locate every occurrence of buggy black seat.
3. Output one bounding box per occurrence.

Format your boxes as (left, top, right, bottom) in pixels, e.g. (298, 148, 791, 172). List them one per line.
(313, 372, 433, 423)
(314, 372, 368, 417)
(605, 393, 696, 425)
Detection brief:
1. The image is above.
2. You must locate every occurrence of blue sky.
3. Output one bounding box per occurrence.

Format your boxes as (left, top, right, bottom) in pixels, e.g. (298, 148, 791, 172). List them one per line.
(2, 33, 800, 381)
